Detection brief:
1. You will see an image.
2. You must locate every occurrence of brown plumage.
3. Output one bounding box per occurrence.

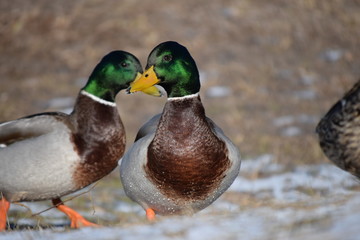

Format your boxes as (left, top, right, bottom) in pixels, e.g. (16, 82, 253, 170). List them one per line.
(120, 94, 241, 217)
(145, 95, 230, 200)
(316, 80, 360, 178)
(71, 93, 126, 188)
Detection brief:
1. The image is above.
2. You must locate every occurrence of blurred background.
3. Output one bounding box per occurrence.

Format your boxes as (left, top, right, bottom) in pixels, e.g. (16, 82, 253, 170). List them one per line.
(1, 0, 360, 165)
(1, 0, 360, 236)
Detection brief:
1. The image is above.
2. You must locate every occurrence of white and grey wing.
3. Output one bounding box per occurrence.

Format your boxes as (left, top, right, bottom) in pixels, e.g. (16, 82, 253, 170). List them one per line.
(0, 113, 68, 146)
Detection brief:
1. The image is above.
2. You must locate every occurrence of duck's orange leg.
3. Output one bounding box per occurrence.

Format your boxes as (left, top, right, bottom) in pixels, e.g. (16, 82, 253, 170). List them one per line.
(52, 198, 99, 228)
(0, 197, 10, 231)
(146, 208, 156, 221)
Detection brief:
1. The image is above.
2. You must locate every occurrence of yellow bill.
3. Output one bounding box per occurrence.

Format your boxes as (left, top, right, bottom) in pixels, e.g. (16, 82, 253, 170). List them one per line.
(129, 66, 160, 96)
(142, 85, 162, 97)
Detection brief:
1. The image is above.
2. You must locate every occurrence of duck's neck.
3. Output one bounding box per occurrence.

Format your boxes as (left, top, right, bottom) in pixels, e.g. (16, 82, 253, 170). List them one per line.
(150, 93, 218, 158)
(155, 93, 208, 141)
(70, 91, 126, 187)
(71, 91, 121, 133)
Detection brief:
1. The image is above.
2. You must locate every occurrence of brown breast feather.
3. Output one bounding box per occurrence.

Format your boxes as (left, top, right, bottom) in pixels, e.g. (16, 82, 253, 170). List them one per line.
(70, 94, 126, 188)
(145, 95, 230, 201)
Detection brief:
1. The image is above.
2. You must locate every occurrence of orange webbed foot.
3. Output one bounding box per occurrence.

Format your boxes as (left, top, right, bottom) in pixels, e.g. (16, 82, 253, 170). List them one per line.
(52, 199, 99, 229)
(146, 208, 156, 221)
(0, 198, 10, 231)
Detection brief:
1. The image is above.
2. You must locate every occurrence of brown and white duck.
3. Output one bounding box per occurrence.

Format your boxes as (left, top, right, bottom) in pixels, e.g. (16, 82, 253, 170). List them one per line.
(120, 41, 241, 220)
(316, 79, 360, 178)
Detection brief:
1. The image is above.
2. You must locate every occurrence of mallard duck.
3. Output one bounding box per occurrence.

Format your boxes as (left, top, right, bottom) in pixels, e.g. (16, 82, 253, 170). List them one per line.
(120, 41, 241, 220)
(0, 51, 160, 230)
(316, 79, 360, 178)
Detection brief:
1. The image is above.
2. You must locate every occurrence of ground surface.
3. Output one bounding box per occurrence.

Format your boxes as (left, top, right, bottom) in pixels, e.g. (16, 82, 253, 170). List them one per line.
(1, 0, 360, 239)
(1, 156, 360, 240)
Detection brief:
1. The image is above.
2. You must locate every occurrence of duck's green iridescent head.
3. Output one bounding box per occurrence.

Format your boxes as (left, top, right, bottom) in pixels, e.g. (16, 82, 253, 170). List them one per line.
(129, 41, 200, 98)
(83, 51, 160, 102)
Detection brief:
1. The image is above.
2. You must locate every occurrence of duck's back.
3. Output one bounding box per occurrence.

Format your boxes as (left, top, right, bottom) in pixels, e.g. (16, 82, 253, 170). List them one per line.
(0, 114, 80, 202)
(316, 80, 360, 177)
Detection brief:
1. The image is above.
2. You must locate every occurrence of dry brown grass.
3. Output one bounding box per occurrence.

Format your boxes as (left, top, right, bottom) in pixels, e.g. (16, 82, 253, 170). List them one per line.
(1, 0, 360, 167)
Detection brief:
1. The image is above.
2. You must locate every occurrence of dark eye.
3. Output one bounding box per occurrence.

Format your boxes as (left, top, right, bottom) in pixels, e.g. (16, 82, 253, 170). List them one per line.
(120, 62, 129, 68)
(163, 55, 172, 62)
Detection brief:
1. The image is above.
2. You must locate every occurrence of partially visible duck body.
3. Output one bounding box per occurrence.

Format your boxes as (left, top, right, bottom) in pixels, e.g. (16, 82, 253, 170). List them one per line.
(0, 51, 159, 230)
(316, 80, 360, 178)
(121, 41, 241, 220)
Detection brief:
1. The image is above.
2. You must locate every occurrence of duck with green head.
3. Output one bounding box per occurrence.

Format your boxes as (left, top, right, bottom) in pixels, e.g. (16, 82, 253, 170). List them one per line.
(120, 41, 241, 220)
(0, 51, 160, 230)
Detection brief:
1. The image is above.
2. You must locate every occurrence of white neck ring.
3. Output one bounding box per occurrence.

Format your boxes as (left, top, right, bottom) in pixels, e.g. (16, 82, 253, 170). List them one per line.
(168, 92, 199, 101)
(80, 90, 116, 107)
